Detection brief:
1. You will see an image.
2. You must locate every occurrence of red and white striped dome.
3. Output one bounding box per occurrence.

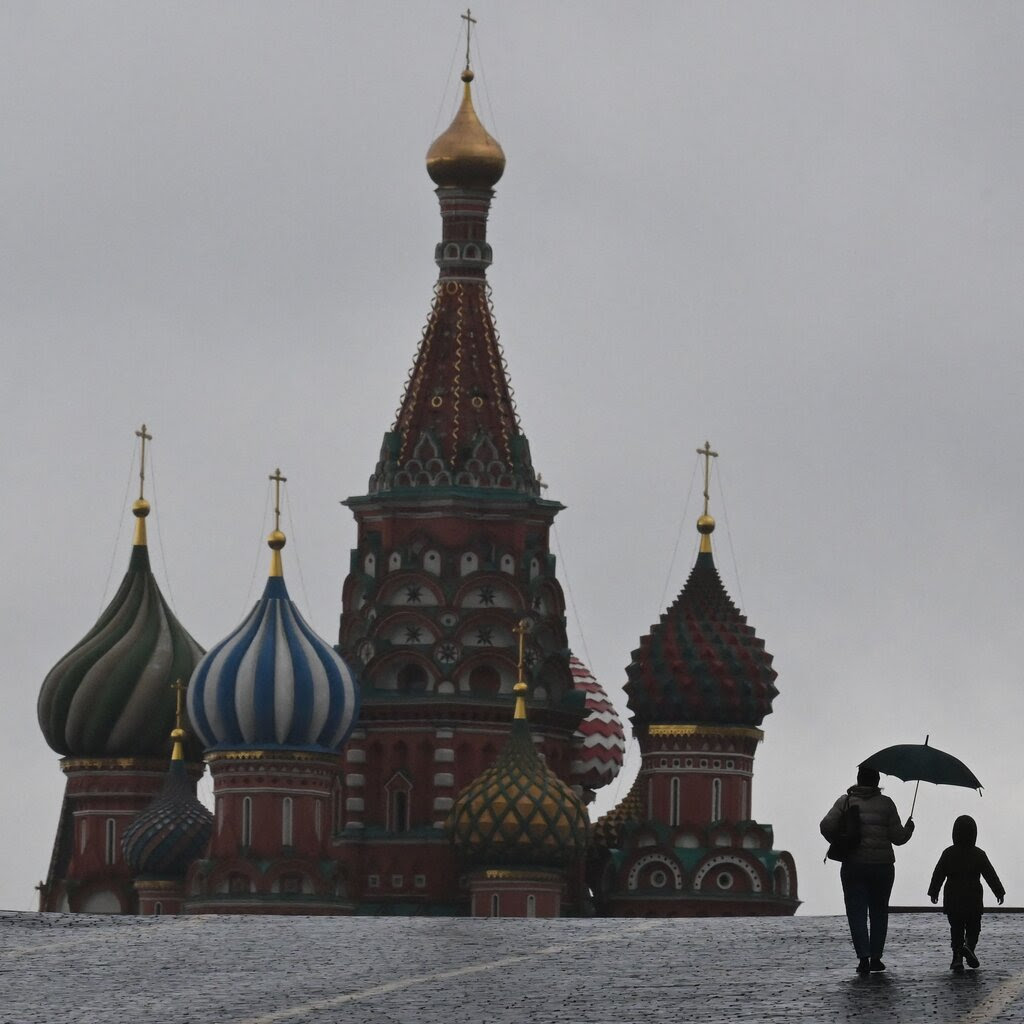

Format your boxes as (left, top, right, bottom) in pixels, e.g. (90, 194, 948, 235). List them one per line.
(570, 655, 626, 791)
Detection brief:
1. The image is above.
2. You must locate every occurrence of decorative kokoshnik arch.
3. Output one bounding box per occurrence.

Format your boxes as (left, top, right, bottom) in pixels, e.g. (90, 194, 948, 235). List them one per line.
(692, 854, 763, 893)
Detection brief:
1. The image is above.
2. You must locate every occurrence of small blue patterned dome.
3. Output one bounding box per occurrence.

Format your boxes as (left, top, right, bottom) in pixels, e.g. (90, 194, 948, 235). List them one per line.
(187, 521, 360, 753)
(122, 756, 213, 878)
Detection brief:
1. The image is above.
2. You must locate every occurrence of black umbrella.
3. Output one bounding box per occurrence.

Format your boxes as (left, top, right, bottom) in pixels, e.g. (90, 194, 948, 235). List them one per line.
(860, 735, 982, 816)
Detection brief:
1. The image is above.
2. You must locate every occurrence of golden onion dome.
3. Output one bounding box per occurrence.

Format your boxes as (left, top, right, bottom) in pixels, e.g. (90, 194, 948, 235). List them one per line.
(426, 69, 505, 189)
(447, 689, 588, 869)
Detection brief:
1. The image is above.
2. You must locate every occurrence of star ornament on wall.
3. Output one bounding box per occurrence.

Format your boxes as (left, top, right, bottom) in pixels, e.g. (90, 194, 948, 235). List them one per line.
(476, 627, 494, 646)
(404, 626, 424, 644)
(477, 586, 495, 606)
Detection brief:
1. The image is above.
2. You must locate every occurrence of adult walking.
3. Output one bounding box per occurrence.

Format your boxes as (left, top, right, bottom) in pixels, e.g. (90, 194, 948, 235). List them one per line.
(821, 765, 915, 973)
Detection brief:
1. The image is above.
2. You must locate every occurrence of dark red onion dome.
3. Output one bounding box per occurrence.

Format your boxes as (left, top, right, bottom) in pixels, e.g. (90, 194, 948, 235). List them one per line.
(122, 728, 213, 879)
(38, 498, 205, 758)
(591, 773, 645, 851)
(624, 546, 778, 730)
(448, 683, 588, 868)
(569, 656, 626, 791)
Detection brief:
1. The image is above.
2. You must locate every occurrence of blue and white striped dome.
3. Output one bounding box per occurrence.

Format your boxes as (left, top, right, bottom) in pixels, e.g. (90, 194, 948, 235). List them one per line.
(188, 574, 359, 753)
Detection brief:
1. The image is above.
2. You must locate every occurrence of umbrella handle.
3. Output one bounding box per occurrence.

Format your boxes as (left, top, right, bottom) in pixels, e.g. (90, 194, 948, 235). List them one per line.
(909, 779, 920, 819)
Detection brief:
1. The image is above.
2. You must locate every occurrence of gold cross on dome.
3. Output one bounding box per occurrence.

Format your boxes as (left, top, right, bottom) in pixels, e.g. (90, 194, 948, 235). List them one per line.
(513, 618, 530, 680)
(172, 679, 187, 731)
(269, 468, 287, 532)
(461, 8, 476, 71)
(135, 424, 152, 500)
(697, 440, 718, 517)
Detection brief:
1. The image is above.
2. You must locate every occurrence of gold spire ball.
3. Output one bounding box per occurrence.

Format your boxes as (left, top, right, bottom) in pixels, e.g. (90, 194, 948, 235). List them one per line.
(426, 11, 505, 189)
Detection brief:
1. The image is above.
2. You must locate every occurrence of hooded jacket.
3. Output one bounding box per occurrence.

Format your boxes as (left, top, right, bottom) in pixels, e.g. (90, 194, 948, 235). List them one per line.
(928, 815, 1004, 916)
(820, 785, 913, 865)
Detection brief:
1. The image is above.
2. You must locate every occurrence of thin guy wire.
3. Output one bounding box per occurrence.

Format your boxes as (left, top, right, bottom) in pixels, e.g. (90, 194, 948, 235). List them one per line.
(715, 464, 746, 612)
(429, 24, 464, 143)
(551, 520, 592, 669)
(656, 456, 700, 615)
(605, 733, 640, 814)
(146, 447, 178, 612)
(473, 30, 500, 139)
(240, 480, 273, 618)
(99, 445, 137, 613)
(283, 484, 315, 624)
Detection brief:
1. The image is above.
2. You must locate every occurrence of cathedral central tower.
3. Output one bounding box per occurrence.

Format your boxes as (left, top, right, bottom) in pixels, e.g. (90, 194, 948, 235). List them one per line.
(335, 51, 586, 912)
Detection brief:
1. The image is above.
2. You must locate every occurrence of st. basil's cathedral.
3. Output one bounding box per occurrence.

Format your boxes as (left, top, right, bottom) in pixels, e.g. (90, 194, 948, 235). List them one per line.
(35, 33, 799, 919)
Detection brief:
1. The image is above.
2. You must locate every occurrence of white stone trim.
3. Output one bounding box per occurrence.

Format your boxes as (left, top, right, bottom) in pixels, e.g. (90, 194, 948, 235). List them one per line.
(692, 855, 763, 893)
(626, 853, 684, 892)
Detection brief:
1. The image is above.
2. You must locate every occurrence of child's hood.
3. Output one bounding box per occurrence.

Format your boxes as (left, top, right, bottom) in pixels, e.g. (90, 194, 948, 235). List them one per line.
(952, 814, 978, 847)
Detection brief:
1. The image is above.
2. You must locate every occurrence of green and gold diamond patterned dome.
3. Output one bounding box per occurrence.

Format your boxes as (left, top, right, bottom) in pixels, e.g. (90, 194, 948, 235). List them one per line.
(448, 675, 588, 869)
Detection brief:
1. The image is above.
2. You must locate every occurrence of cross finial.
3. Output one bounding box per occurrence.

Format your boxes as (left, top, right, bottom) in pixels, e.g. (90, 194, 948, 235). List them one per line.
(172, 679, 187, 732)
(170, 679, 187, 761)
(135, 424, 153, 501)
(269, 468, 287, 533)
(697, 440, 718, 517)
(513, 618, 530, 719)
(461, 8, 477, 71)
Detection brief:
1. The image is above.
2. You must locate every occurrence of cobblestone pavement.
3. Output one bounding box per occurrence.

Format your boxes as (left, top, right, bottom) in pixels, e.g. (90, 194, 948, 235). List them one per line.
(3, 911, 1024, 1023)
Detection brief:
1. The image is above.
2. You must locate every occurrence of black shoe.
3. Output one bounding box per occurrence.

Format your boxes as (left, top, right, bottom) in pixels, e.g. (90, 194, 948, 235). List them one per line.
(857, 957, 871, 974)
(870, 958, 886, 973)
(963, 946, 980, 969)
(950, 954, 964, 973)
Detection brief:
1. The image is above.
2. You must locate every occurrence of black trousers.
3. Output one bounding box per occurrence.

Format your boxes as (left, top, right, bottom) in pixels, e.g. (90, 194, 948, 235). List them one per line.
(840, 862, 895, 959)
(948, 911, 982, 953)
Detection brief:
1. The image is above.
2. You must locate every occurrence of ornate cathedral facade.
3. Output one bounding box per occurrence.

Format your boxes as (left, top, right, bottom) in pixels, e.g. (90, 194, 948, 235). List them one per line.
(36, 39, 797, 919)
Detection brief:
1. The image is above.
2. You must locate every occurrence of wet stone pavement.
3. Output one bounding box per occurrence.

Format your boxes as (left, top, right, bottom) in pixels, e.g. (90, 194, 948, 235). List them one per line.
(2, 911, 1024, 1023)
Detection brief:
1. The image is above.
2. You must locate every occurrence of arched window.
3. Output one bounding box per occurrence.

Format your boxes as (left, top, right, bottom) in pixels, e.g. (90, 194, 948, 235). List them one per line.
(385, 773, 412, 833)
(468, 664, 501, 696)
(526, 894, 536, 918)
(282, 797, 294, 848)
(242, 797, 253, 847)
(154, 902, 163, 917)
(490, 893, 500, 918)
(104, 818, 117, 865)
(711, 778, 722, 822)
(315, 800, 323, 841)
(669, 778, 681, 827)
(740, 780, 749, 821)
(397, 663, 429, 693)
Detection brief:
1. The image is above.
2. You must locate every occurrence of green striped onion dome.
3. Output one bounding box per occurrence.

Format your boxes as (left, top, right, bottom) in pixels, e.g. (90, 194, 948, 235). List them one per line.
(38, 537, 204, 759)
(448, 717, 588, 868)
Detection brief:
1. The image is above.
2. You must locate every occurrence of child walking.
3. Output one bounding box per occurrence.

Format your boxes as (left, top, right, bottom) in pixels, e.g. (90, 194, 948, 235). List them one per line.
(928, 814, 1005, 972)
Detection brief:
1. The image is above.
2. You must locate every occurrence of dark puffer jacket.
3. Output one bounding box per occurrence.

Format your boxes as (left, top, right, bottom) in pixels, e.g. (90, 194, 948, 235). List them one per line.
(820, 785, 914, 864)
(927, 815, 1004, 915)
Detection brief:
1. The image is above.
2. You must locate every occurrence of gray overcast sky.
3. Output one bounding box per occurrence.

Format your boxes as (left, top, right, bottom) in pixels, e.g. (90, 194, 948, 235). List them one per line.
(3, 2, 1022, 917)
